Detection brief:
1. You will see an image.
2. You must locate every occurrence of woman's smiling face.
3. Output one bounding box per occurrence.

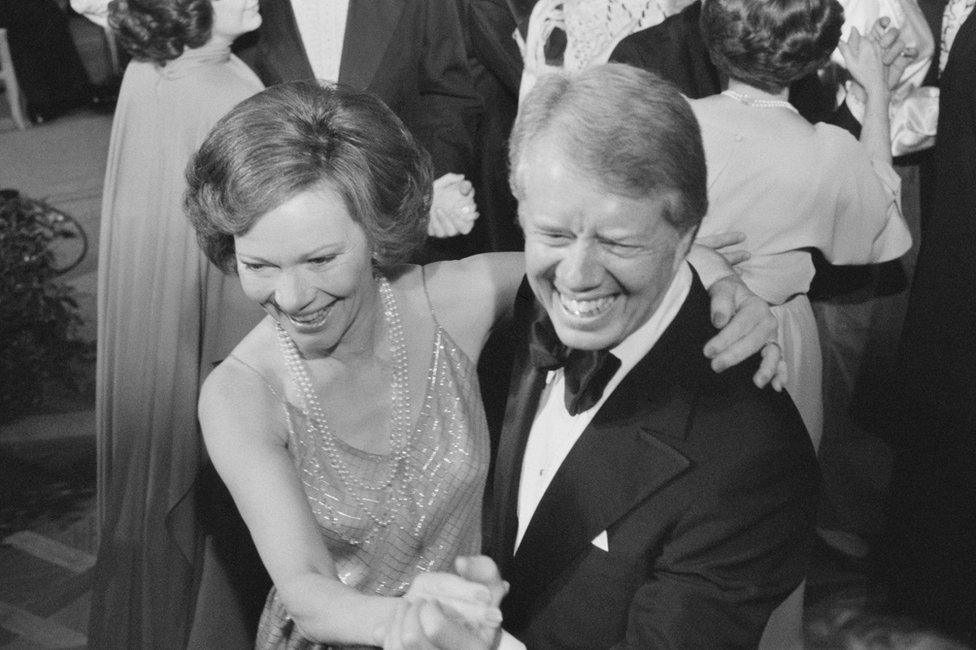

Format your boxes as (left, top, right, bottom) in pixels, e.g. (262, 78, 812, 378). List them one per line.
(234, 185, 379, 357)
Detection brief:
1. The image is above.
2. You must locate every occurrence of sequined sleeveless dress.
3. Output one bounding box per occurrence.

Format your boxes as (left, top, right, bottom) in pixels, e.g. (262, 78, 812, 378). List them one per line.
(254, 292, 490, 649)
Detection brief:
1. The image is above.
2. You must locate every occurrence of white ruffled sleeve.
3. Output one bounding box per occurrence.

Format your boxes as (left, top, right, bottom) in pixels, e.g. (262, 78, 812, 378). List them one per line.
(820, 127, 913, 264)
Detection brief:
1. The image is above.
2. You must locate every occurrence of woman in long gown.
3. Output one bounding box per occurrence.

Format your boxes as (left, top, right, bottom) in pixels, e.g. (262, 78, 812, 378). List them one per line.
(183, 79, 791, 648)
(184, 80, 517, 648)
(90, 0, 263, 646)
(689, 0, 913, 449)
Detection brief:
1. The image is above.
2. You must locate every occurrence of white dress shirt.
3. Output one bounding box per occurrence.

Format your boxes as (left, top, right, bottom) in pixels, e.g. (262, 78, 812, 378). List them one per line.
(291, 0, 350, 83)
(514, 262, 693, 551)
(497, 263, 693, 650)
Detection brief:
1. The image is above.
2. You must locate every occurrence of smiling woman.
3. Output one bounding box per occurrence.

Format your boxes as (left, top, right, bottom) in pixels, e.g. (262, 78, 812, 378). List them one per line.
(183, 80, 522, 648)
(233, 187, 378, 357)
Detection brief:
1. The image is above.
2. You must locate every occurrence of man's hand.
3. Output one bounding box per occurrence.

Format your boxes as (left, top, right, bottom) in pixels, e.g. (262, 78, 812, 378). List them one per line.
(386, 556, 506, 649)
(869, 16, 919, 90)
(839, 26, 889, 100)
(385, 598, 500, 650)
(429, 173, 479, 238)
(845, 17, 919, 102)
(454, 556, 508, 609)
(404, 576, 494, 625)
(695, 231, 750, 267)
(704, 274, 787, 391)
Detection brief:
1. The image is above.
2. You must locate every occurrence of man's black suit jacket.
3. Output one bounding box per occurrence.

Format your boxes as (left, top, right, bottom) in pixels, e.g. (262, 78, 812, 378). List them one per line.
(486, 273, 820, 648)
(247, 0, 482, 179)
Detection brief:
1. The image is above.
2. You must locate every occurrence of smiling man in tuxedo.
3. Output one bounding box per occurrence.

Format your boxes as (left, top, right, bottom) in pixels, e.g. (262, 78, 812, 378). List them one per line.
(401, 64, 820, 649)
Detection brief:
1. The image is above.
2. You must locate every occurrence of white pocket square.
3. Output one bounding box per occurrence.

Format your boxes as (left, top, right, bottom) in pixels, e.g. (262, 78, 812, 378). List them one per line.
(591, 530, 609, 552)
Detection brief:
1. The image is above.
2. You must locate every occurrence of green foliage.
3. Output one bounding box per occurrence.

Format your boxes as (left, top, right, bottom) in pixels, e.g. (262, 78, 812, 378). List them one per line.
(0, 191, 94, 424)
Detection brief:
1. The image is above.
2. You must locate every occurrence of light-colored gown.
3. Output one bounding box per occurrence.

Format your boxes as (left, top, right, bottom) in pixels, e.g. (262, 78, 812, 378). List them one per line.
(252, 286, 490, 650)
(90, 40, 263, 647)
(691, 99, 912, 450)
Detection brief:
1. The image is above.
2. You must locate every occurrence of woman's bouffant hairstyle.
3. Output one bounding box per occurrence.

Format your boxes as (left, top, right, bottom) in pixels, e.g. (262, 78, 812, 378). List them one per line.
(108, 0, 212, 65)
(700, 0, 844, 92)
(509, 64, 707, 237)
(184, 81, 433, 273)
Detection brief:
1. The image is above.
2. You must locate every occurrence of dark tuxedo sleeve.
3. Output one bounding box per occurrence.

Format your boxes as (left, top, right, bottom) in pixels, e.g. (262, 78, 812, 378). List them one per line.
(458, 0, 523, 98)
(414, 0, 484, 177)
(613, 382, 819, 648)
(609, 2, 723, 99)
(249, 0, 315, 86)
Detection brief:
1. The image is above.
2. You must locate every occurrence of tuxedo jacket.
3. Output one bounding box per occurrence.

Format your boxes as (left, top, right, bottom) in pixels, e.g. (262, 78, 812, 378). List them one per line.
(250, 0, 482, 177)
(897, 7, 976, 428)
(486, 275, 820, 648)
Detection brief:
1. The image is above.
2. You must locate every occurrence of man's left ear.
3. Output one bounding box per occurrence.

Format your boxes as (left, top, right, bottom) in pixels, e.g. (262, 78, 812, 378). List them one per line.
(673, 228, 696, 270)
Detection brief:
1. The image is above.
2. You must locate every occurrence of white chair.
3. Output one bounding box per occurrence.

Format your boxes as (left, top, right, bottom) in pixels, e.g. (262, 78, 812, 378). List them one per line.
(0, 28, 29, 130)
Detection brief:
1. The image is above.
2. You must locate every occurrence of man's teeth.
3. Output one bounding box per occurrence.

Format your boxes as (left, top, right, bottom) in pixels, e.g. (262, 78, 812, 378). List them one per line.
(560, 294, 614, 317)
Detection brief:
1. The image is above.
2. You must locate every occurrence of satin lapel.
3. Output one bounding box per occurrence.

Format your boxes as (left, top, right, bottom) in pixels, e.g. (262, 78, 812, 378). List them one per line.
(338, 0, 404, 88)
(507, 376, 692, 610)
(507, 274, 715, 611)
(489, 279, 547, 565)
(257, 0, 315, 81)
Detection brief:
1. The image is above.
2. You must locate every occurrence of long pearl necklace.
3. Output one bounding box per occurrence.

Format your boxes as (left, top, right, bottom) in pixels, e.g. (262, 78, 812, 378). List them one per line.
(275, 275, 413, 538)
(722, 89, 799, 113)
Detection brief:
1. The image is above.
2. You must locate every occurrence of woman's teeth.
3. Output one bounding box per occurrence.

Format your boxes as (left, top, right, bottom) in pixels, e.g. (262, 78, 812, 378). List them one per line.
(287, 306, 330, 328)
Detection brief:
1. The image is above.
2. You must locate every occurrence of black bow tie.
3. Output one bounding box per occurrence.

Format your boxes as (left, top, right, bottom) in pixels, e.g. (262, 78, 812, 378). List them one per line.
(528, 313, 621, 416)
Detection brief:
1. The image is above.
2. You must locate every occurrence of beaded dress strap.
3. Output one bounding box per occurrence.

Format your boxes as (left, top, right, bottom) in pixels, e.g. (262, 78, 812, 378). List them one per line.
(225, 352, 284, 401)
(419, 265, 444, 330)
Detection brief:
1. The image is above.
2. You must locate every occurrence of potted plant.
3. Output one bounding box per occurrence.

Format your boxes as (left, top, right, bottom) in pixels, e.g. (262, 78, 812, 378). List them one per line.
(0, 189, 94, 424)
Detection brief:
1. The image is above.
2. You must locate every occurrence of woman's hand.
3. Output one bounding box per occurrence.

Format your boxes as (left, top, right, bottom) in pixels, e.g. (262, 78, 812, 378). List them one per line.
(844, 18, 919, 103)
(384, 598, 500, 650)
(405, 569, 500, 629)
(386, 557, 507, 649)
(429, 173, 479, 238)
(839, 26, 889, 101)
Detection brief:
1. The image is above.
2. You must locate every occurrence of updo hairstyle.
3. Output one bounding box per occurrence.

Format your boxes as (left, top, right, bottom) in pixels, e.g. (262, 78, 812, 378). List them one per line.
(700, 0, 844, 92)
(184, 81, 434, 273)
(108, 0, 212, 65)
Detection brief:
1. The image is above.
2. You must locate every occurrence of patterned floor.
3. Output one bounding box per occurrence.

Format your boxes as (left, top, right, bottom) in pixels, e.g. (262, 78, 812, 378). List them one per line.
(0, 411, 96, 649)
(1, 83, 107, 646)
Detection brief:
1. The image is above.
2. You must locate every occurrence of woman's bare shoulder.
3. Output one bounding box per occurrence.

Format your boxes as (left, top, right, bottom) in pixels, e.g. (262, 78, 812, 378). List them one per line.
(423, 253, 524, 312)
(418, 253, 525, 360)
(200, 318, 288, 443)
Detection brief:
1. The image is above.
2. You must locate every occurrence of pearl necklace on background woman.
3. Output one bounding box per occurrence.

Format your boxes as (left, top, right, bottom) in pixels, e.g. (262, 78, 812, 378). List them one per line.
(722, 89, 799, 113)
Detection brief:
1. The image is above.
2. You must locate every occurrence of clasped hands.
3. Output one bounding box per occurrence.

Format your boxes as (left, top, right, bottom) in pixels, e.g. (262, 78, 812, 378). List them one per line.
(428, 173, 479, 238)
(841, 16, 919, 103)
(383, 555, 507, 650)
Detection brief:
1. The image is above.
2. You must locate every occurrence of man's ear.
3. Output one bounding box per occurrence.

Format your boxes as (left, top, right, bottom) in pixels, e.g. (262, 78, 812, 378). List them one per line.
(673, 227, 697, 271)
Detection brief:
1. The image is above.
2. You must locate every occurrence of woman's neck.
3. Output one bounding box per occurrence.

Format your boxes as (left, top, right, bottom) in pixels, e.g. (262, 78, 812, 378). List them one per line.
(181, 34, 233, 60)
(308, 279, 388, 366)
(725, 79, 789, 102)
